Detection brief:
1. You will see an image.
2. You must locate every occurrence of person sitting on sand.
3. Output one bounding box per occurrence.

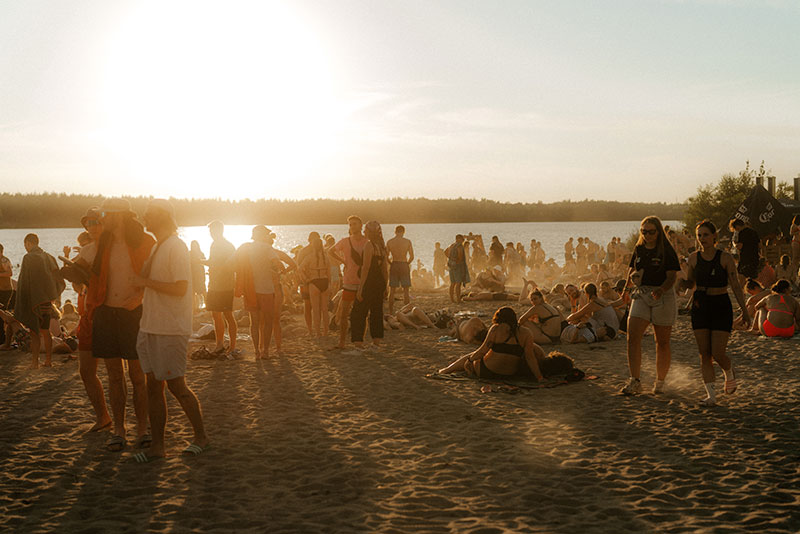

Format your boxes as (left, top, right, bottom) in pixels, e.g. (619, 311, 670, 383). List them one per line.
(733, 279, 770, 331)
(448, 316, 488, 344)
(752, 279, 800, 338)
(473, 265, 507, 293)
(545, 284, 571, 314)
(391, 303, 436, 330)
(438, 306, 544, 380)
(566, 283, 620, 332)
(564, 284, 587, 314)
(518, 289, 566, 345)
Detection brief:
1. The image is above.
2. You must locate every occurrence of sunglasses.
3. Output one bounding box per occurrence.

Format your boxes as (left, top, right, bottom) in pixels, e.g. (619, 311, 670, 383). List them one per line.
(640, 229, 657, 236)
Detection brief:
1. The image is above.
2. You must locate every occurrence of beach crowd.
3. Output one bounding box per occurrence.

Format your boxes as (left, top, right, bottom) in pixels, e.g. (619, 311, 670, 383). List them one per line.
(1, 200, 800, 461)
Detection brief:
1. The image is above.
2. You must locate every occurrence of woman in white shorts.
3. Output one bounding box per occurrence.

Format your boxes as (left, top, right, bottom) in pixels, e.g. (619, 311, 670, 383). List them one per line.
(620, 216, 681, 396)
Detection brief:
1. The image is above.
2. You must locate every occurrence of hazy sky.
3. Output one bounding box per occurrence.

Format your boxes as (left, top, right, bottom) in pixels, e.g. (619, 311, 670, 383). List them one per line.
(1, 0, 798, 203)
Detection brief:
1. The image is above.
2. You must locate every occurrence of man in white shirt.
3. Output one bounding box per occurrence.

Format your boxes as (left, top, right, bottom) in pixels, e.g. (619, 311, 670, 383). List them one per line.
(132, 199, 209, 462)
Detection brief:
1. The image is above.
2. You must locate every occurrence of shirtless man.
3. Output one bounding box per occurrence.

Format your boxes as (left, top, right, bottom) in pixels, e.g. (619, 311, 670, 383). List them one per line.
(449, 316, 488, 344)
(203, 221, 238, 356)
(433, 242, 447, 287)
(386, 225, 414, 314)
(564, 237, 574, 263)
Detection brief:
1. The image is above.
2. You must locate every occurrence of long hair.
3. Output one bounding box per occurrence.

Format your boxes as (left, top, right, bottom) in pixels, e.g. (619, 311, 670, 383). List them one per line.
(364, 221, 385, 257)
(635, 215, 674, 259)
(583, 283, 598, 299)
(492, 306, 518, 336)
(308, 231, 327, 268)
(92, 215, 145, 275)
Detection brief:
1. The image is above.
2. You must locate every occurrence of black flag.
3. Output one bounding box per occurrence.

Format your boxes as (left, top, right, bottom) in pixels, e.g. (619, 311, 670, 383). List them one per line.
(732, 185, 792, 237)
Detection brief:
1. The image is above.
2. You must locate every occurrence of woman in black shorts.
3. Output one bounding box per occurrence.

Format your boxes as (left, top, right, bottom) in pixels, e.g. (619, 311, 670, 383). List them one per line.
(684, 220, 750, 406)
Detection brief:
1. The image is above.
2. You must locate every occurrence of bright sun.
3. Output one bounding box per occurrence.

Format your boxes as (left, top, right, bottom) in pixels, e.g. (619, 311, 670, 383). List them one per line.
(99, 0, 344, 199)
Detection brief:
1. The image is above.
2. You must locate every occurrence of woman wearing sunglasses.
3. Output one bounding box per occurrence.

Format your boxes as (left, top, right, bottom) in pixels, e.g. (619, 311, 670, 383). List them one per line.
(620, 216, 681, 396)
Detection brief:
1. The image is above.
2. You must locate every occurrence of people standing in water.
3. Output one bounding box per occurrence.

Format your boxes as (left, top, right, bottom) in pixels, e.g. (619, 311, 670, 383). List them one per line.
(620, 216, 680, 396)
(351, 221, 389, 350)
(445, 235, 469, 303)
(386, 225, 414, 314)
(333, 216, 368, 349)
(300, 231, 331, 338)
(683, 220, 750, 406)
(203, 221, 238, 357)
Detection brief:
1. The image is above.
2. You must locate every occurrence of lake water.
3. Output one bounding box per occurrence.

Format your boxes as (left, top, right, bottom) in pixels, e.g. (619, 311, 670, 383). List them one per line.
(0, 220, 679, 304)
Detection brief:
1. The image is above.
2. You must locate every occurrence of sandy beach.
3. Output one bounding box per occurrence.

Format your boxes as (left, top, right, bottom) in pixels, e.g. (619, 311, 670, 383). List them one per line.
(1, 289, 798, 533)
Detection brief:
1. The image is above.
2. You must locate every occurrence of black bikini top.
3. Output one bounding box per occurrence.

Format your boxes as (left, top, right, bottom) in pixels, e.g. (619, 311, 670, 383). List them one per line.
(491, 331, 525, 358)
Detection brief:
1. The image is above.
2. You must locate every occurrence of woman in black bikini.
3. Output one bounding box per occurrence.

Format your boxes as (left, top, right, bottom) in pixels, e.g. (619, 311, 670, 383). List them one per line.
(300, 232, 331, 337)
(518, 290, 566, 345)
(683, 220, 749, 406)
(438, 307, 545, 381)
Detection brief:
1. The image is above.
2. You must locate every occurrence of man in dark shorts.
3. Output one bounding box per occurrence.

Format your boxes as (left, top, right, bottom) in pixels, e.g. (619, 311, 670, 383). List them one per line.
(730, 218, 761, 283)
(14, 234, 60, 368)
(90, 198, 155, 452)
(203, 221, 238, 356)
(386, 225, 414, 314)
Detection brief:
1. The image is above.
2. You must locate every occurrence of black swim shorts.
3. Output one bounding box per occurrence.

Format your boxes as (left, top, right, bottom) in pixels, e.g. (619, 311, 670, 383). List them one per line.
(206, 290, 234, 312)
(92, 305, 142, 359)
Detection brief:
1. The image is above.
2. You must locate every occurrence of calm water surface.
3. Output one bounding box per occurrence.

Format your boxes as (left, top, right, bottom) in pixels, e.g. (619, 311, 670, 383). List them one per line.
(0, 220, 679, 302)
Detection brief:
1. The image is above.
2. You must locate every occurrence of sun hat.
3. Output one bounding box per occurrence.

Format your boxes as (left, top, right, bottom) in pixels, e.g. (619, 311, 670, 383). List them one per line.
(80, 207, 102, 227)
(100, 198, 134, 215)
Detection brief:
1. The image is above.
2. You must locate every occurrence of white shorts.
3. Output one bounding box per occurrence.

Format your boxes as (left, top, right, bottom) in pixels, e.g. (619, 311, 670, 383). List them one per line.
(628, 286, 677, 327)
(560, 324, 596, 344)
(136, 331, 189, 381)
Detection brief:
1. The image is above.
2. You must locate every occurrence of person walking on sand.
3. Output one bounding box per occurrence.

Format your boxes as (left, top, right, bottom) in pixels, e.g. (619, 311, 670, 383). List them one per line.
(87, 198, 155, 452)
(386, 225, 414, 314)
(15, 233, 60, 368)
(620, 216, 680, 396)
(332, 216, 368, 349)
(445, 235, 470, 303)
(351, 221, 389, 350)
(132, 199, 209, 462)
(203, 220, 238, 357)
(70, 208, 112, 431)
(682, 220, 750, 406)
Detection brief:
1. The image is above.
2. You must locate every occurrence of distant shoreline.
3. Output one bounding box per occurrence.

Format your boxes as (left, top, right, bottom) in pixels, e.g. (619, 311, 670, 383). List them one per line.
(0, 193, 686, 228)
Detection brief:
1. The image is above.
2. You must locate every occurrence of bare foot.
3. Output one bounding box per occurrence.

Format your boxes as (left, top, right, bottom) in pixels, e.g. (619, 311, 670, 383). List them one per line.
(89, 419, 112, 432)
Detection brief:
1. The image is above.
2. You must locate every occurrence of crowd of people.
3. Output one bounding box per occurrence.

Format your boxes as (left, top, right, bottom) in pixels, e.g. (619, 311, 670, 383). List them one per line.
(1, 206, 799, 458)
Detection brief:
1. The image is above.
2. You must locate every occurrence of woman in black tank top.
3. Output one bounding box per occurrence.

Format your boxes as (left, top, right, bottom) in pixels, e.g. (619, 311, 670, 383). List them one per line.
(683, 220, 750, 406)
(351, 221, 389, 349)
(437, 306, 544, 380)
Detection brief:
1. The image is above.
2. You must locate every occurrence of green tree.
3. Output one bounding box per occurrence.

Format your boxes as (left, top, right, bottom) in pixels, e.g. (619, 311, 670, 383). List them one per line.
(683, 161, 772, 232)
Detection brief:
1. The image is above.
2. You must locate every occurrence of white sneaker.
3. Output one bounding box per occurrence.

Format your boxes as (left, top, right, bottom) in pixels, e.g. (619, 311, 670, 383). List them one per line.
(620, 377, 642, 395)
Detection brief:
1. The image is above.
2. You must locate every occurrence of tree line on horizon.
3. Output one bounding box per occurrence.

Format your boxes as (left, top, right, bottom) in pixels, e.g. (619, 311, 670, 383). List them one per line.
(0, 193, 686, 228)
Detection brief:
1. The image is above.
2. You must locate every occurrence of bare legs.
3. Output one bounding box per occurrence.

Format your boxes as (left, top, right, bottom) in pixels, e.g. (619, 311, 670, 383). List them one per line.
(626, 317, 671, 381)
(29, 329, 53, 368)
(103, 358, 148, 441)
(308, 284, 330, 337)
(337, 298, 354, 349)
(449, 282, 463, 303)
(211, 310, 237, 352)
(79, 350, 111, 430)
(146, 373, 208, 458)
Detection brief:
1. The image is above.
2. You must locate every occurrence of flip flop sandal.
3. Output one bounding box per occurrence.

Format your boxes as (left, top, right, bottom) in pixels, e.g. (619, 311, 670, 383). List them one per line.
(182, 443, 210, 456)
(136, 434, 152, 449)
(106, 434, 126, 452)
(130, 451, 163, 464)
